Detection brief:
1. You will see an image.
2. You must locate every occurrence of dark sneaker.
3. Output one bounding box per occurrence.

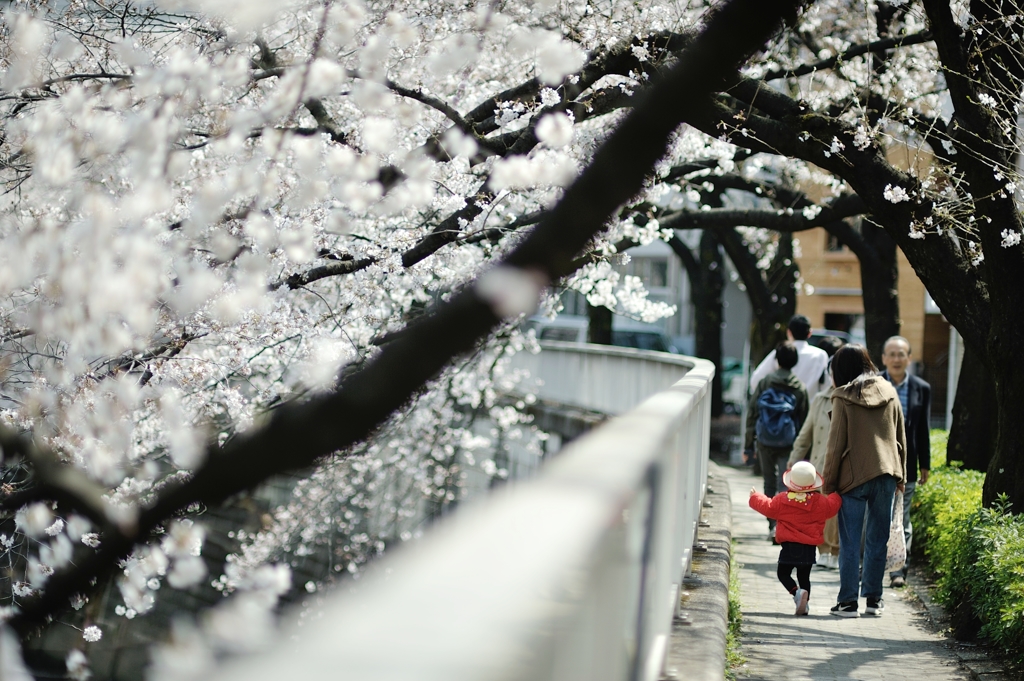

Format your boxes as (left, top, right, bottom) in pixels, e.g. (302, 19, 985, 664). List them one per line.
(890, 575, 906, 588)
(794, 588, 809, 616)
(830, 601, 859, 618)
(865, 598, 885, 616)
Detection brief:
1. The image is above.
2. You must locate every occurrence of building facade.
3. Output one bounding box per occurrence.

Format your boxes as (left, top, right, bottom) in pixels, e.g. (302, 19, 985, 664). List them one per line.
(794, 226, 953, 425)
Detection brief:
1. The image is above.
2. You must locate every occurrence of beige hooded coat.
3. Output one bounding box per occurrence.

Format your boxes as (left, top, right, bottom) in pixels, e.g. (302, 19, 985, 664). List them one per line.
(822, 375, 908, 495)
(788, 386, 833, 473)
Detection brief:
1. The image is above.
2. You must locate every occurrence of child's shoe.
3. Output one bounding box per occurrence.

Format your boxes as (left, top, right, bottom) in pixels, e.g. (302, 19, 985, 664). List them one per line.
(794, 588, 809, 616)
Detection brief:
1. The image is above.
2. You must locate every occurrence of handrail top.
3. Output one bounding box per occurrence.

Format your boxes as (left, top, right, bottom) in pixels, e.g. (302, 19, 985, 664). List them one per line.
(536, 340, 705, 370)
(206, 346, 716, 681)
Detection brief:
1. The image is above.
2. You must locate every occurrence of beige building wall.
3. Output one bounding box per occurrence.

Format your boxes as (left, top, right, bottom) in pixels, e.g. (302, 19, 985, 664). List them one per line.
(794, 228, 926, 357)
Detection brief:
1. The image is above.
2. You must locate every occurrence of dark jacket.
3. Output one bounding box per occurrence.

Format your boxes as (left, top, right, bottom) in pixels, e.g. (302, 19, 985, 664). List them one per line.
(745, 368, 809, 451)
(822, 375, 907, 495)
(882, 371, 931, 483)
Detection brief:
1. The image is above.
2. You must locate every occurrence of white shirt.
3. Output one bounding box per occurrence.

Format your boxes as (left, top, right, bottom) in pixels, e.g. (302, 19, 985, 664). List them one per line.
(748, 340, 830, 399)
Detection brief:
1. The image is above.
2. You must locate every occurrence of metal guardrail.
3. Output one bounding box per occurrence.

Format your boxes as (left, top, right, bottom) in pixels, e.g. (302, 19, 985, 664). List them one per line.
(212, 344, 715, 681)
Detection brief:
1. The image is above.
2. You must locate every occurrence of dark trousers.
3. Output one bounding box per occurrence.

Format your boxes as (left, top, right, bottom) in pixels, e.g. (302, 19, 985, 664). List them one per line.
(778, 564, 812, 594)
(757, 443, 790, 528)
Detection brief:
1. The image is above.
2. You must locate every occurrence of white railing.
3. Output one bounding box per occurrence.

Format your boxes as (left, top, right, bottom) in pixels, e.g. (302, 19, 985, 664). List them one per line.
(511, 340, 705, 415)
(212, 344, 715, 681)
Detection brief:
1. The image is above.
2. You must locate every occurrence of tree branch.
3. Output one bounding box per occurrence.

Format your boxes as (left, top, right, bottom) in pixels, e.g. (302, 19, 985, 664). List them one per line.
(8, 0, 808, 634)
(659, 193, 866, 232)
(667, 234, 700, 274)
(762, 30, 933, 81)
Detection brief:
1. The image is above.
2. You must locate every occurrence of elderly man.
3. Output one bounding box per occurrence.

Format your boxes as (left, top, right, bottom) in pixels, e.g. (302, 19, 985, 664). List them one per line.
(880, 335, 931, 588)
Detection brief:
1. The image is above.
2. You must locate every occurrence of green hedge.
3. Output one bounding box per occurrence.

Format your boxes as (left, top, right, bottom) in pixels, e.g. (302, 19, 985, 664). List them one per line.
(913, 430, 1024, 668)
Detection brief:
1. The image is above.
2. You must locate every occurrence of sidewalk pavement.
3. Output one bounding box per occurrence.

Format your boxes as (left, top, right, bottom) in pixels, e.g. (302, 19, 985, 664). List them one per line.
(719, 464, 973, 681)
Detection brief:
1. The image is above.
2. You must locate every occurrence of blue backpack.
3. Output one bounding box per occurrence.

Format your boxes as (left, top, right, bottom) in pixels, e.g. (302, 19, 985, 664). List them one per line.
(755, 387, 797, 448)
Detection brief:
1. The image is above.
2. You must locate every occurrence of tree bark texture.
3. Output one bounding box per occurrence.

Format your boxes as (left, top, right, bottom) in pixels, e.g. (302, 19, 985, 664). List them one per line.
(671, 232, 725, 416)
(857, 222, 901, 365)
(946, 346, 996, 473)
(751, 232, 797, 363)
(718, 228, 792, 365)
(984, 333, 1024, 509)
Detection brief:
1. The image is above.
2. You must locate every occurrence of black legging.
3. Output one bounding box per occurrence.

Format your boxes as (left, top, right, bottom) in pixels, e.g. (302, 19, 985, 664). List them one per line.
(778, 563, 812, 594)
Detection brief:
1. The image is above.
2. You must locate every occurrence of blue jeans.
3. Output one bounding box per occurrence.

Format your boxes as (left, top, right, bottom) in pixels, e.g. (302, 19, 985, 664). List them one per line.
(890, 481, 916, 579)
(837, 475, 897, 603)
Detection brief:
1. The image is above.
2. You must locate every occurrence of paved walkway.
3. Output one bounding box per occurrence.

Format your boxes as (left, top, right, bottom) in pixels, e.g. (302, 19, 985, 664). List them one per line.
(720, 464, 971, 681)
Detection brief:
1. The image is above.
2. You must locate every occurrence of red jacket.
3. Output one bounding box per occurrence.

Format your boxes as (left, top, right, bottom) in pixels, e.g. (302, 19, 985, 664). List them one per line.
(749, 491, 842, 545)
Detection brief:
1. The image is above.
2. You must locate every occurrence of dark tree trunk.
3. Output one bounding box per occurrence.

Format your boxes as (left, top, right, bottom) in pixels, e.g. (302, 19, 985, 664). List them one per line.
(947, 346, 996, 473)
(858, 222, 901, 365)
(719, 228, 792, 366)
(695, 231, 726, 416)
(773, 233, 799, 323)
(751, 233, 798, 363)
(587, 302, 613, 345)
(984, 372, 1024, 511)
(983, 315, 1024, 510)
(670, 232, 725, 416)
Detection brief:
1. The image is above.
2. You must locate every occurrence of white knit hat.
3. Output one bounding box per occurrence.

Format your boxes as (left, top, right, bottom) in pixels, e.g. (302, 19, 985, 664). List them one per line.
(783, 461, 823, 492)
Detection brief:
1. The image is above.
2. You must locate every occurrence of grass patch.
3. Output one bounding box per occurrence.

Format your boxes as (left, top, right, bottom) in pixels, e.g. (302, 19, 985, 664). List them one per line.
(726, 546, 745, 681)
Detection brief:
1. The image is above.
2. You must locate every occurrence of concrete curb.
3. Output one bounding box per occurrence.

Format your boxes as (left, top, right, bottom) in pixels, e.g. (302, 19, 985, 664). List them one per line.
(663, 461, 733, 681)
(908, 569, 1016, 681)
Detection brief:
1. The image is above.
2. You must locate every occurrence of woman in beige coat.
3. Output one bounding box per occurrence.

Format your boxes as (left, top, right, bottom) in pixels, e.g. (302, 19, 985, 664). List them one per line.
(788, 386, 839, 566)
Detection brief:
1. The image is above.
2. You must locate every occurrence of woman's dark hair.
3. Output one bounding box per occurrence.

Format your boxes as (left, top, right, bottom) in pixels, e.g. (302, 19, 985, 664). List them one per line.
(830, 344, 877, 388)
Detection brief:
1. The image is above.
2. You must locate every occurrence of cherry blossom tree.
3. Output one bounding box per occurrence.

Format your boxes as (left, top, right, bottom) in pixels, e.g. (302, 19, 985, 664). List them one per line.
(0, 0, 809, 676)
(8, 0, 1024, 677)
(673, 0, 1024, 509)
(550, 0, 1024, 505)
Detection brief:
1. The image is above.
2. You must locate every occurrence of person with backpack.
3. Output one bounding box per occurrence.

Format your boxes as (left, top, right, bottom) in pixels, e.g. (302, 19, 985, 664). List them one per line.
(744, 341, 809, 542)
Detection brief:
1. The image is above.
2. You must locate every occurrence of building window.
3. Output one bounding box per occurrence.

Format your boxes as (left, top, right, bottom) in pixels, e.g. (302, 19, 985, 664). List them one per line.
(559, 289, 588, 316)
(621, 257, 670, 289)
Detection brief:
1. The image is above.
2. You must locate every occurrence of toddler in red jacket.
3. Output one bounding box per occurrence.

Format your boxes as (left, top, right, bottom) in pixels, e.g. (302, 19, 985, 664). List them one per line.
(749, 461, 842, 615)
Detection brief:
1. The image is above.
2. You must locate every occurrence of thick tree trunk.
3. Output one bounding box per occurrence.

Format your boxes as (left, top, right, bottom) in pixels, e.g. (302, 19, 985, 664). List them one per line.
(984, 385, 1024, 511)
(587, 302, 613, 345)
(858, 223, 901, 365)
(750, 318, 788, 366)
(947, 346, 996, 472)
(983, 329, 1024, 510)
(693, 231, 725, 416)
(669, 232, 725, 416)
(751, 233, 798, 363)
(775, 233, 798, 323)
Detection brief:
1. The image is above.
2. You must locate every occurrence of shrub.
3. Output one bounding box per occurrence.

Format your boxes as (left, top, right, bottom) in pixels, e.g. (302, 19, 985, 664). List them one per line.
(912, 432, 983, 579)
(913, 430, 1024, 668)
